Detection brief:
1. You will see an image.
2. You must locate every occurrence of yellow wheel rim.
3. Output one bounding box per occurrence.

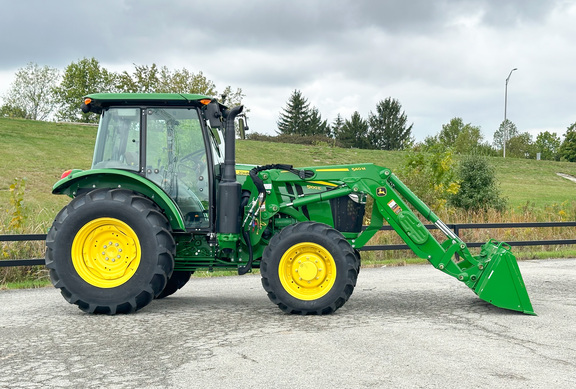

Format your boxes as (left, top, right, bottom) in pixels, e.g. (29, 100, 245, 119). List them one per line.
(71, 218, 141, 288)
(278, 242, 336, 300)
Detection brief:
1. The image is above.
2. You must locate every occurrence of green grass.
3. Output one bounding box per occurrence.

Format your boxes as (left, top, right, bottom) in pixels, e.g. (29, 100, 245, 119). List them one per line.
(491, 156, 576, 208)
(0, 279, 51, 290)
(2, 117, 576, 229)
(238, 140, 576, 209)
(0, 117, 96, 229)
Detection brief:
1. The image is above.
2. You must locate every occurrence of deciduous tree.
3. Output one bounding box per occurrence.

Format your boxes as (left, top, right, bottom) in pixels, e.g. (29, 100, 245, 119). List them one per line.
(493, 119, 518, 153)
(439, 117, 465, 145)
(438, 117, 484, 154)
(54, 57, 117, 123)
(117, 64, 221, 96)
(507, 132, 535, 158)
(535, 131, 561, 161)
(2, 62, 59, 120)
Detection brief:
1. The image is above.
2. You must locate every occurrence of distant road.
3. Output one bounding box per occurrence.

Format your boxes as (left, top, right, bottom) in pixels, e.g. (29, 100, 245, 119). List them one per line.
(1, 259, 575, 388)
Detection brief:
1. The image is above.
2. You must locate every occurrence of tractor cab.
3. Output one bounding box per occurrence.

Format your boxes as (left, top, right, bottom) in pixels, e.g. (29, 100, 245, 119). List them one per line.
(59, 93, 230, 231)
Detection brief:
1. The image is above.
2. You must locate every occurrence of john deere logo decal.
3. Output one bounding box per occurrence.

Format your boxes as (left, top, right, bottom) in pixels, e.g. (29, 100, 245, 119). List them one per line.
(376, 187, 387, 197)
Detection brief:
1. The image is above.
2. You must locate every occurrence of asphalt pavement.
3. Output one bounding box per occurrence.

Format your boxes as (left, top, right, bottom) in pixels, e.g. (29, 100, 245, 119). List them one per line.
(1, 258, 575, 388)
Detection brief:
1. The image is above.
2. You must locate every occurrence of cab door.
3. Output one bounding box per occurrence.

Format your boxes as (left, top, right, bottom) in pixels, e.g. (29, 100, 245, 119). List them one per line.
(144, 107, 211, 229)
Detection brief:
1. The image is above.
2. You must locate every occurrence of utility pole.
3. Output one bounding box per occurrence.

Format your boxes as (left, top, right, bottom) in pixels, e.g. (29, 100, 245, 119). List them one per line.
(503, 68, 517, 158)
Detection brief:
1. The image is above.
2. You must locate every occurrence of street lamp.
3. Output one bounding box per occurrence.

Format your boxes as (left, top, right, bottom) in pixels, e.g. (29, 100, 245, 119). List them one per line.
(503, 67, 517, 158)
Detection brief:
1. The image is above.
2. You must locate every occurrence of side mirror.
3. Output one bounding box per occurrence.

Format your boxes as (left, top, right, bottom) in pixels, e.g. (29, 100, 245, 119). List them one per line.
(205, 101, 223, 128)
(238, 116, 249, 140)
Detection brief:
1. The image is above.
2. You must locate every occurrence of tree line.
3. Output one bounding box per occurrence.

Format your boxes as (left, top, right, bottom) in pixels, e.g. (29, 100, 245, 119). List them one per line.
(269, 89, 576, 162)
(275, 90, 413, 150)
(0, 59, 244, 123)
(2, 62, 575, 162)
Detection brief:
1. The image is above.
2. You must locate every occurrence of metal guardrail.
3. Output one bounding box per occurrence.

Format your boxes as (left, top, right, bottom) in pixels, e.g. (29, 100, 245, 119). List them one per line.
(2, 222, 576, 267)
(0, 234, 46, 267)
(358, 221, 576, 251)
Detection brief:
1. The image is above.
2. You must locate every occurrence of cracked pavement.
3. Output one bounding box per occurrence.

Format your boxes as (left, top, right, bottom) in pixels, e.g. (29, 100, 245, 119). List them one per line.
(1, 258, 575, 388)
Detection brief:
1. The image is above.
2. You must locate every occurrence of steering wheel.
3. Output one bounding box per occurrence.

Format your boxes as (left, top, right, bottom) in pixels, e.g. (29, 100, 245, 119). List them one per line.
(179, 149, 205, 168)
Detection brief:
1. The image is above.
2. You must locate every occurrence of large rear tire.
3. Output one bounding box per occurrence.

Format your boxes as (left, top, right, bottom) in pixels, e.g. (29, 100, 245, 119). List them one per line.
(156, 271, 193, 299)
(45, 189, 175, 314)
(261, 222, 359, 315)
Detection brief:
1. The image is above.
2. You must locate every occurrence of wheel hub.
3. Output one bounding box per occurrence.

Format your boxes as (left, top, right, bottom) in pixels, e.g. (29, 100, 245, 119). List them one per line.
(278, 242, 336, 300)
(72, 218, 141, 288)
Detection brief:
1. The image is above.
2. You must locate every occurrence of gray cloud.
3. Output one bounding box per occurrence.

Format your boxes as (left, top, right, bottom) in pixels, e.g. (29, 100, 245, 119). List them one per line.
(0, 0, 574, 141)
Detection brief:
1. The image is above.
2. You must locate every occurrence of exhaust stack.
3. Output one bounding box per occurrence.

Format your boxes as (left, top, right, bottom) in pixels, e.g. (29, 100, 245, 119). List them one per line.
(216, 105, 243, 235)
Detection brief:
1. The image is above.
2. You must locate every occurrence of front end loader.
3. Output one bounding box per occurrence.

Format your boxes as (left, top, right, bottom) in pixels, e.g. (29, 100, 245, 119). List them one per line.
(45, 93, 534, 315)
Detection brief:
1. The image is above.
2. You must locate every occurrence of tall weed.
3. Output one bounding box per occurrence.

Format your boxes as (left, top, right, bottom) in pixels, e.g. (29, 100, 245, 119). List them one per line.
(1, 178, 48, 288)
(362, 200, 576, 265)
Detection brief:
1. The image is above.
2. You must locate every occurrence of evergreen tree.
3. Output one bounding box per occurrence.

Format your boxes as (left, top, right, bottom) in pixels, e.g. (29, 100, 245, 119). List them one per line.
(559, 123, 576, 162)
(277, 90, 311, 135)
(335, 111, 369, 148)
(308, 107, 330, 136)
(332, 114, 344, 137)
(367, 98, 413, 150)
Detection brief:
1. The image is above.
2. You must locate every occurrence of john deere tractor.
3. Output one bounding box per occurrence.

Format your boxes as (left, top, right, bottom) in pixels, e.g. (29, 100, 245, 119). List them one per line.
(45, 93, 534, 315)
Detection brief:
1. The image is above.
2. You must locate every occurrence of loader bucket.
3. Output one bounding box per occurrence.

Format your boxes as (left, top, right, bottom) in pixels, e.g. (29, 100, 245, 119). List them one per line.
(474, 240, 535, 315)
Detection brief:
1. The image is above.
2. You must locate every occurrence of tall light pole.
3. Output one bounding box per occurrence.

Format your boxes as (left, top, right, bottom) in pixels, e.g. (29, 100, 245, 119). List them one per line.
(503, 67, 517, 158)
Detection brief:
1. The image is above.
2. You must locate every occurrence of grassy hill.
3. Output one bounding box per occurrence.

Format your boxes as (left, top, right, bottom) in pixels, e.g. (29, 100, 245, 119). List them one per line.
(1, 116, 576, 232)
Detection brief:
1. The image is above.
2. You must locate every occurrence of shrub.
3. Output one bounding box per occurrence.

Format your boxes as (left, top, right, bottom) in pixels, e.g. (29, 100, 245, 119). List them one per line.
(449, 155, 507, 212)
(398, 149, 459, 211)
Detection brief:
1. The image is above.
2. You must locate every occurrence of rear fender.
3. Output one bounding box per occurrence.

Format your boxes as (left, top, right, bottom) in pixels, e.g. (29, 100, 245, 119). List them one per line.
(52, 169, 186, 231)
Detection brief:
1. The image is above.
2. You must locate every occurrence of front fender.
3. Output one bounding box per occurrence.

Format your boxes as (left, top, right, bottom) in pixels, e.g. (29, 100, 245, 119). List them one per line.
(53, 169, 186, 231)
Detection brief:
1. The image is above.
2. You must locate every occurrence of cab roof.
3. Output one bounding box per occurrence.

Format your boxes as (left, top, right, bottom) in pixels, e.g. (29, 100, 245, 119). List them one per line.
(84, 93, 215, 107)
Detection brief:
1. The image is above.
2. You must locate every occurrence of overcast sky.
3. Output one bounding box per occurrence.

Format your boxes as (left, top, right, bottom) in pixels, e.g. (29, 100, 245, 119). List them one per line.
(1, 0, 575, 143)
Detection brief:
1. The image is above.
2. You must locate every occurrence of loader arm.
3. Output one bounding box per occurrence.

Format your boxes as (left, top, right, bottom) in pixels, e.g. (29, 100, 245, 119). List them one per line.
(250, 163, 535, 315)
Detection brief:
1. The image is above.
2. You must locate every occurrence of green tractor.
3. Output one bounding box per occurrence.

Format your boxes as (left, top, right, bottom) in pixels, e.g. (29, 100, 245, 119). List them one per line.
(45, 93, 535, 315)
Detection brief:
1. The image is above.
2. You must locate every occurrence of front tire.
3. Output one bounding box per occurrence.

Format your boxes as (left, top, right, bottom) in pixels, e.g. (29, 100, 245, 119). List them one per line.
(261, 222, 359, 315)
(45, 189, 175, 314)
